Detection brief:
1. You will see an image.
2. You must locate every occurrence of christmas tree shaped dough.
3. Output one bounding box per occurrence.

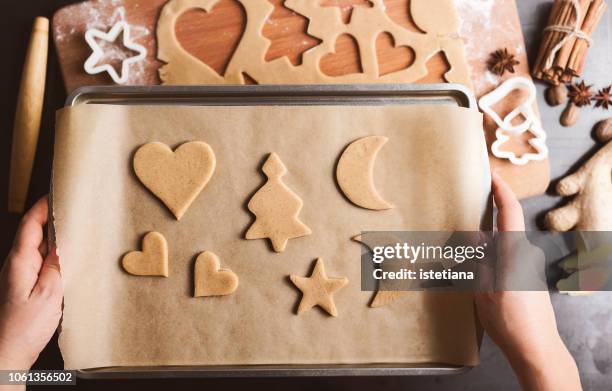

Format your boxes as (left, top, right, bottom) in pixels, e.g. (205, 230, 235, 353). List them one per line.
(122, 232, 169, 277)
(194, 251, 239, 297)
(290, 258, 348, 317)
(245, 153, 311, 252)
(133, 141, 216, 220)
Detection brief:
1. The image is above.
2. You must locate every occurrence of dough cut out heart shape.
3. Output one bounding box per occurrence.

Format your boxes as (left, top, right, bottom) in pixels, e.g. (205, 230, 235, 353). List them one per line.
(174, 0, 246, 77)
(194, 251, 239, 297)
(376, 32, 415, 76)
(320, 33, 363, 77)
(122, 232, 169, 277)
(134, 141, 216, 220)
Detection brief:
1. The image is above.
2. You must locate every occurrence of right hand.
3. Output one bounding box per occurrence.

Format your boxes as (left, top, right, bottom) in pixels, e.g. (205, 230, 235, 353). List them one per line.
(474, 173, 581, 391)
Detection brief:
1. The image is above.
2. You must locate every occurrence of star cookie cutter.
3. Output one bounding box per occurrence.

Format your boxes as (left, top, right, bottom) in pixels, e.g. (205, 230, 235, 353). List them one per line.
(84, 20, 147, 84)
(490, 119, 549, 166)
(478, 77, 537, 136)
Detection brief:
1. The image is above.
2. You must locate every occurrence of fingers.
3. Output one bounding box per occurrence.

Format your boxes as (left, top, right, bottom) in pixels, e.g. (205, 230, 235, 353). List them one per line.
(12, 196, 49, 255)
(31, 247, 62, 300)
(491, 172, 525, 231)
(545, 203, 579, 232)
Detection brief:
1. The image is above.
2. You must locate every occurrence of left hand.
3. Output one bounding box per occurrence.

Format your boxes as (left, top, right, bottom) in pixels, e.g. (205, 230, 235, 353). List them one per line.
(0, 196, 63, 370)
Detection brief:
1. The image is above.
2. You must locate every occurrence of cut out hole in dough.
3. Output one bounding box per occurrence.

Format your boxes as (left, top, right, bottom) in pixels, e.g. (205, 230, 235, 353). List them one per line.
(242, 72, 258, 84)
(290, 258, 348, 317)
(174, 0, 246, 76)
(122, 232, 169, 277)
(133, 141, 216, 220)
(336, 135, 394, 210)
(382, 0, 425, 33)
(263, 0, 322, 66)
(410, 0, 459, 35)
(194, 251, 239, 297)
(376, 32, 415, 76)
(245, 153, 312, 252)
(320, 0, 374, 24)
(320, 33, 363, 77)
(416, 51, 450, 83)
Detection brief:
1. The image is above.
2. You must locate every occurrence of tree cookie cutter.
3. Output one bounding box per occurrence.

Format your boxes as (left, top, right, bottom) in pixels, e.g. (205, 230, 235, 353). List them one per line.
(478, 77, 548, 165)
(84, 20, 147, 84)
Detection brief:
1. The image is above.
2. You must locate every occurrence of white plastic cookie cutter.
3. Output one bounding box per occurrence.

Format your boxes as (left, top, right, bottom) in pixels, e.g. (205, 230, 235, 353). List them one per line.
(479, 76, 548, 165)
(490, 119, 549, 166)
(84, 20, 147, 84)
(478, 76, 538, 136)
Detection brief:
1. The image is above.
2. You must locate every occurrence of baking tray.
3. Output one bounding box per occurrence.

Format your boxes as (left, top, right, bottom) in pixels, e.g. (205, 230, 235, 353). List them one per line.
(62, 83, 478, 379)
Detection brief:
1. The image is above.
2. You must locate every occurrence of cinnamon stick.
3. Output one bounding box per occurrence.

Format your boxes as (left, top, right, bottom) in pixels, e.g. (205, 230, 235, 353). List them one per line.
(568, 0, 607, 74)
(553, 0, 591, 73)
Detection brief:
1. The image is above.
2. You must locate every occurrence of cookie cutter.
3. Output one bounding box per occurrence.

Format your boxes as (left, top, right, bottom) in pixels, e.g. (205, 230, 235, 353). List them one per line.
(490, 119, 548, 166)
(478, 76, 537, 136)
(84, 20, 147, 84)
(479, 76, 548, 165)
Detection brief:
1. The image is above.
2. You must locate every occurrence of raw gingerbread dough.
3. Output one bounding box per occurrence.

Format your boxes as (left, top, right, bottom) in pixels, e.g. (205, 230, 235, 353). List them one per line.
(122, 232, 169, 277)
(133, 141, 216, 220)
(410, 0, 459, 35)
(156, 0, 471, 86)
(245, 153, 311, 252)
(336, 136, 393, 210)
(351, 233, 407, 307)
(290, 258, 348, 317)
(194, 251, 239, 297)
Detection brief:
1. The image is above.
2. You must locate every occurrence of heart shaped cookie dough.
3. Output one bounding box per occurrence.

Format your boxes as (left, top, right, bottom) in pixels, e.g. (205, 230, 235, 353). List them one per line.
(194, 251, 239, 297)
(122, 232, 169, 277)
(134, 141, 216, 220)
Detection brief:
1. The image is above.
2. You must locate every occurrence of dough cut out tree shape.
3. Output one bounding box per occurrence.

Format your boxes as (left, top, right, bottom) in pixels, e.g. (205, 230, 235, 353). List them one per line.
(545, 123, 612, 231)
(290, 258, 349, 316)
(320, 0, 374, 24)
(245, 153, 312, 252)
(157, 0, 470, 86)
(263, 0, 322, 66)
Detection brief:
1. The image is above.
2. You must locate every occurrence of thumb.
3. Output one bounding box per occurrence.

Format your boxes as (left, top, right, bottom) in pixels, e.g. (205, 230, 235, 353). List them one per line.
(491, 172, 525, 231)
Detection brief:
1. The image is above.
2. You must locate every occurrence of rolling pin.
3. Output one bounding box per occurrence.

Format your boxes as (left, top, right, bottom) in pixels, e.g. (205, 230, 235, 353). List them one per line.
(8, 17, 49, 213)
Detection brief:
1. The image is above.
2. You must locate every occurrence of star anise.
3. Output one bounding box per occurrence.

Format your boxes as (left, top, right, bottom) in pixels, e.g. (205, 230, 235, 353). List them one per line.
(593, 86, 612, 110)
(567, 80, 593, 107)
(487, 48, 520, 76)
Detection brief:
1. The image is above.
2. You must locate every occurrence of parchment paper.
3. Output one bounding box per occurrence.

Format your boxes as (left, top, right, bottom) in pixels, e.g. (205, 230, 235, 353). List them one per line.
(53, 104, 491, 370)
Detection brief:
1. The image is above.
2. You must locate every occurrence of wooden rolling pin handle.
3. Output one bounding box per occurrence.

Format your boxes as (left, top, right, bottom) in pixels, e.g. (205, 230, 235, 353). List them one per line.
(8, 17, 49, 214)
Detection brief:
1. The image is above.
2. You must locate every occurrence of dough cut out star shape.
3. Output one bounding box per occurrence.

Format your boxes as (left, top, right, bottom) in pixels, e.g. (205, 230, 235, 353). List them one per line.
(245, 153, 311, 252)
(290, 258, 348, 317)
(84, 20, 147, 84)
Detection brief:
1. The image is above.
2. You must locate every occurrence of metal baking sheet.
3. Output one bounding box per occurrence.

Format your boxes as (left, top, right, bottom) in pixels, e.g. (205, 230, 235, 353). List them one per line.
(66, 84, 476, 108)
(62, 84, 478, 378)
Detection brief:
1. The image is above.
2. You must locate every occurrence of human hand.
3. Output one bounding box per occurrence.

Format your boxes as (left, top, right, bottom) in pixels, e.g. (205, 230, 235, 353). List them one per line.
(0, 196, 62, 371)
(474, 173, 581, 391)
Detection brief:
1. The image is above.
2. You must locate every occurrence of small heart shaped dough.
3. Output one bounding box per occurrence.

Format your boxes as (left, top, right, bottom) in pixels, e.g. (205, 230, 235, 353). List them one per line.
(122, 232, 168, 277)
(194, 251, 239, 297)
(134, 141, 216, 220)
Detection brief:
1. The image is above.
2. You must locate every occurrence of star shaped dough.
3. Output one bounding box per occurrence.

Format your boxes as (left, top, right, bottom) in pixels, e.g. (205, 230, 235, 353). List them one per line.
(290, 258, 348, 317)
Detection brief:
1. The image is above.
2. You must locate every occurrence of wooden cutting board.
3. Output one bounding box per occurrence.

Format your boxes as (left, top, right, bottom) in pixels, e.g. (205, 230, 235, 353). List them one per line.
(52, 0, 550, 199)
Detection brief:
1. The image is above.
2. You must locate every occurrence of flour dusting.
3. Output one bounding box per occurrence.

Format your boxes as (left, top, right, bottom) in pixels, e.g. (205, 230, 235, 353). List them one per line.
(454, 0, 524, 93)
(53, 0, 151, 84)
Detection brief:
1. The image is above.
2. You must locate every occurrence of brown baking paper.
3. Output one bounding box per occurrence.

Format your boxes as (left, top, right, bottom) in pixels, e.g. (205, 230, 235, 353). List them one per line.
(53, 104, 491, 370)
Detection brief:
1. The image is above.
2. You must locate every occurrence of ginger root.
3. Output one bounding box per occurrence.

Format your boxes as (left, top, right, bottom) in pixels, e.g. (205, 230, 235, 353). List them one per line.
(545, 119, 612, 231)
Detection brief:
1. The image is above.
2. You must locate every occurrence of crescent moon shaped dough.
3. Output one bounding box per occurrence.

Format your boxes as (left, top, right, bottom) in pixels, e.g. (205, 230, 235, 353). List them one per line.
(410, 0, 459, 35)
(336, 136, 393, 210)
